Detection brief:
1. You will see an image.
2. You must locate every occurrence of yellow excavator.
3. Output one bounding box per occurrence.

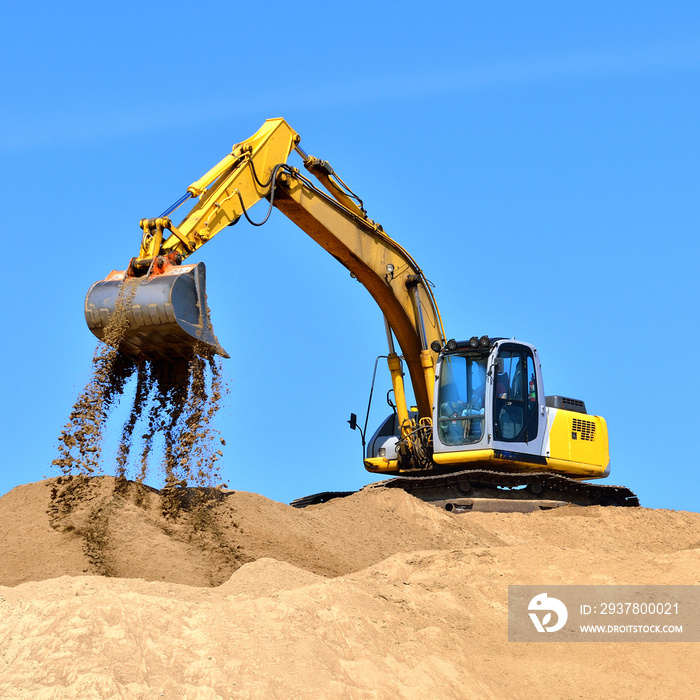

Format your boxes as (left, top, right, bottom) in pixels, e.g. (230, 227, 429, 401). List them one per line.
(85, 118, 638, 511)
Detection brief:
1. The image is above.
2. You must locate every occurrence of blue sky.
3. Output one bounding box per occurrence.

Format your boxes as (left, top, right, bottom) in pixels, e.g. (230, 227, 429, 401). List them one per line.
(1, 1, 698, 512)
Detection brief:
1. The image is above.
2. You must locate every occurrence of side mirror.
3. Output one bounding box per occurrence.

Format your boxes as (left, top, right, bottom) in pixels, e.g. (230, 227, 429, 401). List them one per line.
(348, 413, 358, 431)
(495, 358, 504, 374)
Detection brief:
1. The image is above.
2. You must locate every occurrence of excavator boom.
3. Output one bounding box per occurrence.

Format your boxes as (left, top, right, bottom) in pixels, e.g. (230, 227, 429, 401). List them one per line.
(86, 118, 444, 417)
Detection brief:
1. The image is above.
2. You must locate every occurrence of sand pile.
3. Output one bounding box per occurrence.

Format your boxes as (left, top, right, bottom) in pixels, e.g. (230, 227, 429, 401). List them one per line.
(0, 478, 698, 698)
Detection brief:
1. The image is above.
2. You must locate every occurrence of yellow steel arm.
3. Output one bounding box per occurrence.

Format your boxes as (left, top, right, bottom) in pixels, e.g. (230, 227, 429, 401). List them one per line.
(271, 168, 444, 418)
(138, 119, 301, 260)
(139, 118, 445, 417)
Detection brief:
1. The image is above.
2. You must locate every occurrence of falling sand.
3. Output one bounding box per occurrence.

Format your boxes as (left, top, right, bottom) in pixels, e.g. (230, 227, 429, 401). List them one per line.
(53, 278, 227, 518)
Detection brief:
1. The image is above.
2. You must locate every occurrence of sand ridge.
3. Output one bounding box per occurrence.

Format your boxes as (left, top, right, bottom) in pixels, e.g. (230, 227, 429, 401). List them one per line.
(0, 477, 698, 698)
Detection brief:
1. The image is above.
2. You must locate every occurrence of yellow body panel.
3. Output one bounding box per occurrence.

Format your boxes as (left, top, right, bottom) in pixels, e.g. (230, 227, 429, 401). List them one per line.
(433, 446, 607, 479)
(544, 456, 606, 478)
(364, 457, 399, 473)
(433, 449, 499, 466)
(433, 449, 551, 473)
(547, 409, 609, 477)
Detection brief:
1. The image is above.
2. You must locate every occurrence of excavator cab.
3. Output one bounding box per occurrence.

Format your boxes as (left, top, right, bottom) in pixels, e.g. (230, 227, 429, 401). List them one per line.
(433, 339, 546, 462)
(431, 338, 611, 478)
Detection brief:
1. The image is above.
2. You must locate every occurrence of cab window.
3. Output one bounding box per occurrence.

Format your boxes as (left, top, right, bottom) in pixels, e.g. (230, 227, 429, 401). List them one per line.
(437, 353, 488, 446)
(494, 346, 538, 442)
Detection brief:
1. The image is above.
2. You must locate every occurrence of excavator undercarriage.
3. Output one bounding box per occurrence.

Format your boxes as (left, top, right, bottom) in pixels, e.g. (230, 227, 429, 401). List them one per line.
(291, 470, 639, 512)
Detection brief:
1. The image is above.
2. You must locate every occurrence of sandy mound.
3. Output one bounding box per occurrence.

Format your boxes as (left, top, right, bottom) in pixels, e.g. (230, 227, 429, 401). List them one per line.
(0, 477, 504, 587)
(0, 477, 698, 698)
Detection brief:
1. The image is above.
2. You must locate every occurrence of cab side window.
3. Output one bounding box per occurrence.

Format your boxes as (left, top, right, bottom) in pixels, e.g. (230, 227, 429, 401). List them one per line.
(525, 355, 538, 440)
(494, 347, 538, 442)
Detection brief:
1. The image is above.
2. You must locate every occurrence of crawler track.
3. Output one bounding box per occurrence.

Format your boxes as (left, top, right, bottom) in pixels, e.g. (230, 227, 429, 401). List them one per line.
(291, 471, 639, 512)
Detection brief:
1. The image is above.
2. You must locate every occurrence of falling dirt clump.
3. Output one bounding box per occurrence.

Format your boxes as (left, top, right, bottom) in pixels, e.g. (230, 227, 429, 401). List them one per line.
(53, 280, 228, 522)
(54, 283, 138, 476)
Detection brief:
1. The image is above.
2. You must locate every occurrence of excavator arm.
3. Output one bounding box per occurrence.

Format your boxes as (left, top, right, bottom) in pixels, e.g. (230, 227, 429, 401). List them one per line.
(86, 118, 446, 419)
(137, 119, 300, 261)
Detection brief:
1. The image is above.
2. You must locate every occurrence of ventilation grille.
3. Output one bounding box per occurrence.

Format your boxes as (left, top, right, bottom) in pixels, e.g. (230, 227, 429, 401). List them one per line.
(545, 395, 587, 414)
(572, 418, 596, 441)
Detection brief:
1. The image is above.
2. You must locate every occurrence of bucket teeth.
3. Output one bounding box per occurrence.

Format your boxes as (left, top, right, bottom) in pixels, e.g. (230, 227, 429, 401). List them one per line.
(84, 262, 228, 361)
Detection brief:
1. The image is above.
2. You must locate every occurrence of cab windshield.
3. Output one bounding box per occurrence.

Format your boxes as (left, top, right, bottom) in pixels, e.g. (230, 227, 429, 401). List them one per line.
(437, 352, 488, 445)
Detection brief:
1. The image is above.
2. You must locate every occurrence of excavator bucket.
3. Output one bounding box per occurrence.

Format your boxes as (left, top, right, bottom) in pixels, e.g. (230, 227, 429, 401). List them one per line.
(84, 261, 228, 361)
